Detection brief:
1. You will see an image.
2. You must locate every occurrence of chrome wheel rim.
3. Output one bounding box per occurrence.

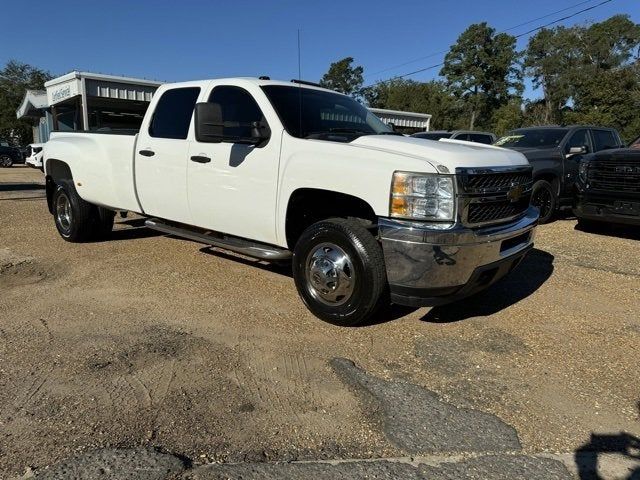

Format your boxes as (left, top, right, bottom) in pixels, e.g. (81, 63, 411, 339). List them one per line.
(305, 243, 355, 306)
(55, 192, 72, 232)
(0, 156, 11, 167)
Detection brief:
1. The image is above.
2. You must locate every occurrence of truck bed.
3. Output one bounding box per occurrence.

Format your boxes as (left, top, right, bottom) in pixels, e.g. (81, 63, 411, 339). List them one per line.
(44, 130, 142, 213)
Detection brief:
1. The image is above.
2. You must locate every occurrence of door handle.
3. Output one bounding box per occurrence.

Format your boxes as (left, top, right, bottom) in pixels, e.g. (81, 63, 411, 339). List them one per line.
(190, 155, 211, 163)
(139, 150, 155, 157)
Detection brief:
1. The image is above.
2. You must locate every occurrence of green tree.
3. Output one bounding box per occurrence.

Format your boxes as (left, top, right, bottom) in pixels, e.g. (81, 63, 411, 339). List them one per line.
(319, 57, 364, 97)
(524, 27, 578, 124)
(365, 79, 463, 130)
(0, 60, 52, 145)
(441, 23, 522, 130)
(524, 14, 640, 131)
(567, 65, 640, 143)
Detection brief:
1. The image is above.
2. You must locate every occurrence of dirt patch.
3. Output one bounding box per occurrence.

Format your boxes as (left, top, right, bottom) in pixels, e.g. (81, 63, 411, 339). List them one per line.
(0, 248, 49, 287)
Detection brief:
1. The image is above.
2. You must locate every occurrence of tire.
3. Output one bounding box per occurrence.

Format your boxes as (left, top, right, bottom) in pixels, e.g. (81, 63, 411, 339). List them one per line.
(531, 179, 557, 224)
(0, 155, 13, 168)
(95, 207, 115, 239)
(52, 179, 98, 242)
(292, 218, 388, 326)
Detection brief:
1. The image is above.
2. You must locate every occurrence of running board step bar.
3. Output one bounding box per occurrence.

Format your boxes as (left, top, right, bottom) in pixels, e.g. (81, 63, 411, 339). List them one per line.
(145, 218, 292, 261)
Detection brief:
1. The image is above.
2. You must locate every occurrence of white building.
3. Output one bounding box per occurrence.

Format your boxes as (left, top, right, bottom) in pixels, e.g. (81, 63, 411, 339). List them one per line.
(17, 71, 163, 143)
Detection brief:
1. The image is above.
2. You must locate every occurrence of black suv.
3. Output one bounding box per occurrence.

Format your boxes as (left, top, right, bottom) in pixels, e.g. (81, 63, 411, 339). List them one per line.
(0, 141, 24, 167)
(495, 126, 624, 223)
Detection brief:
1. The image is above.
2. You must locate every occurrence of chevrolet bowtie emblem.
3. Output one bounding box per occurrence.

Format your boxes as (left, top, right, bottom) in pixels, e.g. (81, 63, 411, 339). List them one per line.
(507, 185, 523, 202)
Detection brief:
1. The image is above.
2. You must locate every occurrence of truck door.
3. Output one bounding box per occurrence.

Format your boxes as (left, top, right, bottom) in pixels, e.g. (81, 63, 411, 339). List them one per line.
(187, 85, 280, 245)
(135, 86, 201, 223)
(563, 128, 592, 195)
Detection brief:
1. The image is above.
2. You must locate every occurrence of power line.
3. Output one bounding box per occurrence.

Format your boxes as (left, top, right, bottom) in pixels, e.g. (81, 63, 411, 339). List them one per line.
(365, 0, 598, 78)
(365, 0, 613, 87)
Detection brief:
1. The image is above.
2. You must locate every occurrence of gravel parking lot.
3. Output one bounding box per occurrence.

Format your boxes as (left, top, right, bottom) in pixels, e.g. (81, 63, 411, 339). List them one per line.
(1, 166, 639, 479)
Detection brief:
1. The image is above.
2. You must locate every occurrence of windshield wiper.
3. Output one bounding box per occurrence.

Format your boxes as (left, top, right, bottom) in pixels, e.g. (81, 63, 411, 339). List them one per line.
(376, 131, 404, 136)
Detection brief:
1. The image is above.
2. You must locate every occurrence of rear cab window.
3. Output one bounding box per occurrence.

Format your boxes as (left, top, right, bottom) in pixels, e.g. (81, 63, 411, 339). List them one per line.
(149, 87, 201, 139)
(591, 129, 620, 152)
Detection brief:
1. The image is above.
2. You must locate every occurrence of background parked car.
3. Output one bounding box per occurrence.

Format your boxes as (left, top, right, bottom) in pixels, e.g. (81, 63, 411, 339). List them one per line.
(630, 135, 640, 149)
(494, 126, 625, 223)
(25, 143, 44, 170)
(575, 145, 640, 229)
(412, 130, 497, 144)
(0, 140, 24, 167)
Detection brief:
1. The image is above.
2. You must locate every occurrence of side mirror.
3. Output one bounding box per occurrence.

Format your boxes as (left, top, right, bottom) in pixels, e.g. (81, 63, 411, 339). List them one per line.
(194, 102, 223, 143)
(567, 145, 588, 156)
(194, 102, 270, 146)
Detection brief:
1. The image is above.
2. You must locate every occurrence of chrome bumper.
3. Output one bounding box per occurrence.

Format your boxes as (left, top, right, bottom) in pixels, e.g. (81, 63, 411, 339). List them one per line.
(379, 206, 539, 307)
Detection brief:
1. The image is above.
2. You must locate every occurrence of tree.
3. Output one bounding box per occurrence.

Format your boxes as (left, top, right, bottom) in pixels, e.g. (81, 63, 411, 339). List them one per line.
(524, 27, 578, 124)
(0, 60, 53, 145)
(441, 23, 522, 130)
(319, 57, 364, 98)
(524, 15, 640, 130)
(365, 79, 464, 130)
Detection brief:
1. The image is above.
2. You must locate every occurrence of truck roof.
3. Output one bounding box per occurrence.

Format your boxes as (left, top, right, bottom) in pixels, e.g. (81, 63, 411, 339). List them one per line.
(161, 77, 337, 94)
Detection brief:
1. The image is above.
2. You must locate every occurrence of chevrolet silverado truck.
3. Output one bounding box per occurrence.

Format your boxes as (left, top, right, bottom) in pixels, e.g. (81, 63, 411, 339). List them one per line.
(43, 77, 538, 326)
(575, 146, 640, 228)
(495, 126, 624, 223)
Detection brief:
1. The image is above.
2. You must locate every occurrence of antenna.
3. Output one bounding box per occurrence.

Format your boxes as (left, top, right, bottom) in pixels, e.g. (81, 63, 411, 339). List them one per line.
(297, 29, 303, 138)
(297, 29, 302, 80)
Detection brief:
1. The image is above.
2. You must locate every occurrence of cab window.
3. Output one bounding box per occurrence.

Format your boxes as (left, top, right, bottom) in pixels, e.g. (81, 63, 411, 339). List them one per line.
(208, 86, 267, 139)
(565, 129, 591, 154)
(149, 87, 201, 139)
(592, 129, 619, 152)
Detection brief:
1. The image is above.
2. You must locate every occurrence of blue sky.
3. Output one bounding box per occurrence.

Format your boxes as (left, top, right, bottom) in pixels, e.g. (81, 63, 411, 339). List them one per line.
(3, 0, 639, 99)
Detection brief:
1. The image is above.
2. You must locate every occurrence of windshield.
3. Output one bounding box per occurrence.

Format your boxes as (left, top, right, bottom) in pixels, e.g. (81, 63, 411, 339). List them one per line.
(412, 132, 452, 141)
(262, 85, 392, 141)
(494, 129, 568, 149)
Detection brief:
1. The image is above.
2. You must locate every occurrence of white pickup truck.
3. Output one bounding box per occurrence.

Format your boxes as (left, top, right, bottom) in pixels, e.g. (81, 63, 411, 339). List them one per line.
(43, 77, 537, 325)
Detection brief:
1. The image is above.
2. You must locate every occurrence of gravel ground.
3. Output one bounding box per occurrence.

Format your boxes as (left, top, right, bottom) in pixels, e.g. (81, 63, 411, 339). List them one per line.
(0, 166, 639, 479)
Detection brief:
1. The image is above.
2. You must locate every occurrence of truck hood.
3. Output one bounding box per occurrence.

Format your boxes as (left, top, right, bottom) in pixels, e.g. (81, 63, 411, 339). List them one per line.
(508, 146, 562, 161)
(350, 135, 529, 171)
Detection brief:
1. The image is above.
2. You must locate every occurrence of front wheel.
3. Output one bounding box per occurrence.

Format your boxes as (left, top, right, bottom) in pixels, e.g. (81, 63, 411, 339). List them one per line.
(531, 180, 557, 224)
(292, 218, 388, 326)
(0, 155, 13, 168)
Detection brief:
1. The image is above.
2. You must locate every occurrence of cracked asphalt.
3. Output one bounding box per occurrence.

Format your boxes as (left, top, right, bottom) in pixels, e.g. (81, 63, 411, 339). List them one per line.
(1, 167, 639, 479)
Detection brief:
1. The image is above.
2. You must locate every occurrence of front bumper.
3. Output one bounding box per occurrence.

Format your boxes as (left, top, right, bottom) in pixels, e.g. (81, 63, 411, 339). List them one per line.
(379, 206, 538, 307)
(575, 195, 640, 227)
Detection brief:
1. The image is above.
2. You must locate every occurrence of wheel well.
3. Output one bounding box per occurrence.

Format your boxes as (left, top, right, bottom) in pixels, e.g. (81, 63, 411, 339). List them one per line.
(534, 173, 560, 195)
(45, 159, 73, 214)
(285, 188, 377, 249)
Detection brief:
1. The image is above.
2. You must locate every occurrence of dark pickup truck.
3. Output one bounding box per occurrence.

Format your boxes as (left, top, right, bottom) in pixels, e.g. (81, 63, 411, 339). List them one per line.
(495, 126, 624, 223)
(575, 146, 640, 228)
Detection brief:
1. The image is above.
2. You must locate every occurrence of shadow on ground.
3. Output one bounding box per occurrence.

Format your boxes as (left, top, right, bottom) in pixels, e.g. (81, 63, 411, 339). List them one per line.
(575, 221, 640, 241)
(421, 248, 554, 323)
(0, 182, 44, 192)
(575, 432, 640, 480)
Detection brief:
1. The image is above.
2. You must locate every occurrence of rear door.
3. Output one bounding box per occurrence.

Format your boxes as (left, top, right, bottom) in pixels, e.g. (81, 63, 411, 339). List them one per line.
(135, 86, 201, 223)
(591, 129, 621, 152)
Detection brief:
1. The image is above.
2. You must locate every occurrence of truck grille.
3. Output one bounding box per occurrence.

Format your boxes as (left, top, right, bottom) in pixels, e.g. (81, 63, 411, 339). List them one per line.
(465, 172, 532, 194)
(468, 199, 530, 224)
(456, 166, 533, 226)
(588, 155, 640, 193)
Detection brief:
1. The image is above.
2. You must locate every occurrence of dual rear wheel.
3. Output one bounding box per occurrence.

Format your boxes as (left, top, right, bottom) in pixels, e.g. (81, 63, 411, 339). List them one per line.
(52, 179, 115, 242)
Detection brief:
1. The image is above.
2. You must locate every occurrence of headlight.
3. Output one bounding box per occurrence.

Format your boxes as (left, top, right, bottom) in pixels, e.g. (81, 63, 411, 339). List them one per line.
(390, 171, 455, 221)
(578, 161, 588, 182)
